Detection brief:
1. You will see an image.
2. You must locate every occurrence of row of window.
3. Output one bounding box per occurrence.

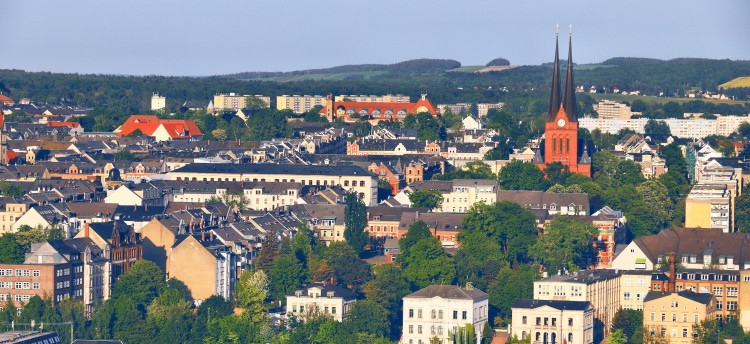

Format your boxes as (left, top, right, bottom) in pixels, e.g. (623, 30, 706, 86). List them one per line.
(522, 316, 575, 327)
(0, 282, 40, 290)
(0, 269, 41, 277)
(290, 304, 337, 314)
(408, 308, 468, 320)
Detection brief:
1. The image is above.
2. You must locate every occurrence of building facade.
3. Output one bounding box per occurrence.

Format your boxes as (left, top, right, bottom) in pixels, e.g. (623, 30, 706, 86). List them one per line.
(643, 291, 716, 344)
(402, 285, 489, 344)
(276, 95, 327, 114)
(213, 93, 271, 110)
(286, 282, 357, 322)
(150, 93, 166, 111)
(511, 299, 594, 344)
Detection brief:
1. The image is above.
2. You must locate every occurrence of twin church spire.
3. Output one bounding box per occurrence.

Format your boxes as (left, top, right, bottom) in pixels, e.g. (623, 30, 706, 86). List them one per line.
(547, 29, 577, 123)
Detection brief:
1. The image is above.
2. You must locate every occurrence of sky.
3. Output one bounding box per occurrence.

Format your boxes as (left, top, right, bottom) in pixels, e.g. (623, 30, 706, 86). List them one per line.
(1, 0, 748, 76)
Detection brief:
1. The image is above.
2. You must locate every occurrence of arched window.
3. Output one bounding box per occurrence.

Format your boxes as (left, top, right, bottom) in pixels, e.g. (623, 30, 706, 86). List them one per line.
(359, 181, 365, 187)
(344, 181, 349, 187)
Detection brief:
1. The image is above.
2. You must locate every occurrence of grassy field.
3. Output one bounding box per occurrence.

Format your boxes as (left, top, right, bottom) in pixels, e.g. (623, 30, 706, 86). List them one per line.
(719, 77, 750, 89)
(590, 93, 749, 105)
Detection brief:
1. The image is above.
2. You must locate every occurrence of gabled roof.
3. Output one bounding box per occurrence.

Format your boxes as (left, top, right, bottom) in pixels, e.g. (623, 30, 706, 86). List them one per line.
(116, 115, 202, 138)
(644, 290, 714, 304)
(289, 282, 358, 301)
(405, 285, 487, 301)
(512, 299, 591, 311)
(631, 228, 750, 265)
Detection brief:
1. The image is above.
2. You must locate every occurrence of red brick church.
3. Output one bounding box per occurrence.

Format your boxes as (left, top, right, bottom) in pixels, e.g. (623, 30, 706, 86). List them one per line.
(534, 34, 591, 177)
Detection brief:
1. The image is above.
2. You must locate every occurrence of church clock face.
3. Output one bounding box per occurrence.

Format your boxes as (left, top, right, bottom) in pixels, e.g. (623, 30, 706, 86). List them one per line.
(557, 119, 566, 127)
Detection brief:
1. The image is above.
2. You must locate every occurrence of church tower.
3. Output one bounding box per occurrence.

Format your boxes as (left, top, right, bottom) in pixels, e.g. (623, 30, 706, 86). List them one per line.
(538, 31, 591, 177)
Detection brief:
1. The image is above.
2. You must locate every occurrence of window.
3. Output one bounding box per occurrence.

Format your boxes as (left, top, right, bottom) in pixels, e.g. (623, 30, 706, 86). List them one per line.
(624, 292, 631, 300)
(32, 270, 39, 277)
(683, 313, 688, 322)
(522, 316, 527, 325)
(672, 313, 677, 322)
(728, 287, 738, 297)
(418, 325, 422, 334)
(650, 313, 655, 321)
(292, 305, 297, 312)
(409, 309, 414, 318)
(694, 314, 699, 323)
(568, 318, 573, 326)
(418, 309, 422, 318)
(22, 282, 29, 290)
(431, 325, 435, 335)
(716, 301, 722, 310)
(462, 311, 467, 320)
(438, 310, 443, 319)
(331, 307, 336, 314)
(728, 301, 738, 310)
(299, 305, 304, 313)
(661, 313, 666, 321)
(536, 317, 541, 325)
(683, 328, 688, 337)
(409, 325, 413, 334)
(15, 282, 22, 289)
(431, 309, 436, 319)
(714, 287, 723, 296)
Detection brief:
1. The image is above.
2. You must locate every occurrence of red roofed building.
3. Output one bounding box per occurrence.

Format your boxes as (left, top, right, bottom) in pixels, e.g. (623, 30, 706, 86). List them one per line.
(319, 94, 437, 123)
(115, 115, 202, 142)
(0, 94, 14, 106)
(48, 121, 81, 128)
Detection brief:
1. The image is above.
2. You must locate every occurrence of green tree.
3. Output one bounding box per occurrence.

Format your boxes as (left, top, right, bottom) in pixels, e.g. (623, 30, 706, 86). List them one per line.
(498, 161, 549, 191)
(611, 308, 643, 344)
(346, 300, 390, 338)
(322, 242, 371, 292)
(146, 285, 193, 344)
(362, 263, 410, 337)
(461, 202, 538, 265)
(408, 190, 444, 210)
(736, 193, 750, 233)
(269, 254, 304, 303)
(236, 269, 269, 321)
(487, 265, 537, 325)
(530, 216, 598, 272)
(402, 236, 455, 289)
(113, 150, 135, 161)
(255, 234, 279, 272)
(377, 178, 393, 201)
(244, 95, 268, 110)
(344, 191, 369, 255)
(544, 162, 572, 186)
(0, 181, 23, 197)
(211, 128, 228, 141)
(692, 319, 723, 344)
(632, 180, 673, 237)
(436, 161, 496, 180)
(644, 119, 671, 141)
(399, 221, 433, 260)
(607, 329, 627, 344)
(111, 259, 165, 305)
(0, 234, 25, 264)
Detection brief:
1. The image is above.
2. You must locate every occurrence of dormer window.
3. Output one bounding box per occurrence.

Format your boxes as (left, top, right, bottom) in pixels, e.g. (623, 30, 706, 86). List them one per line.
(327, 291, 334, 298)
(295, 291, 302, 297)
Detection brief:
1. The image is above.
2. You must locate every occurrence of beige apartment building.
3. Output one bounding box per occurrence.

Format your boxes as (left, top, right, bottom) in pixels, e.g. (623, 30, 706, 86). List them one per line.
(685, 184, 732, 232)
(511, 299, 594, 344)
(151, 93, 166, 111)
(168, 163, 378, 206)
(643, 290, 716, 344)
(0, 202, 27, 234)
(619, 270, 654, 311)
(276, 95, 327, 114)
(533, 269, 620, 343)
(334, 94, 410, 103)
(213, 93, 271, 110)
(593, 100, 641, 119)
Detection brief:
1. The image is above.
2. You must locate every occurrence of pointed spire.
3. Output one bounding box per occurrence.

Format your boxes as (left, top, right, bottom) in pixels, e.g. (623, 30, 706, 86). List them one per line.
(547, 32, 562, 122)
(579, 145, 591, 164)
(563, 30, 577, 122)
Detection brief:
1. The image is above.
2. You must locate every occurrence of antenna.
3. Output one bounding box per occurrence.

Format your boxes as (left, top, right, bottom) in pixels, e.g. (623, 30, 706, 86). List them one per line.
(569, 24, 573, 35)
(556, 23, 559, 35)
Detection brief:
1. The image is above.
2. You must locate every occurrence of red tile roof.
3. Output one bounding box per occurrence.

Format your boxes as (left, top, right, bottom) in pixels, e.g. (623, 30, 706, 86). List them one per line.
(319, 97, 438, 119)
(117, 115, 202, 139)
(7, 150, 18, 163)
(0, 95, 14, 105)
(48, 121, 80, 128)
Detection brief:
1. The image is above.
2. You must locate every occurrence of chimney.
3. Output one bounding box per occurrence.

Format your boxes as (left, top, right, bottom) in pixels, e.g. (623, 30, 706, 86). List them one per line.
(668, 254, 676, 293)
(330, 277, 334, 285)
(145, 203, 148, 211)
(209, 231, 214, 241)
(201, 231, 205, 241)
(84, 223, 90, 237)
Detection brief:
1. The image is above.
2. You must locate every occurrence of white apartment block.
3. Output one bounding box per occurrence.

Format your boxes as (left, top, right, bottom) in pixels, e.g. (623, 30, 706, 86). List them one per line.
(334, 94, 410, 103)
(437, 103, 505, 117)
(619, 270, 654, 311)
(151, 93, 166, 111)
(579, 116, 750, 139)
(402, 285, 489, 344)
(286, 282, 357, 322)
(511, 299, 594, 344)
(276, 95, 327, 114)
(533, 269, 621, 343)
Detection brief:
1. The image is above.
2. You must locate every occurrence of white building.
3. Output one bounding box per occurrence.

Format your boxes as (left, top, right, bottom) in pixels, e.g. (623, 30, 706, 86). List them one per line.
(151, 93, 166, 111)
(402, 285, 489, 344)
(286, 282, 358, 322)
(276, 95, 327, 114)
(511, 299, 594, 344)
(579, 116, 750, 139)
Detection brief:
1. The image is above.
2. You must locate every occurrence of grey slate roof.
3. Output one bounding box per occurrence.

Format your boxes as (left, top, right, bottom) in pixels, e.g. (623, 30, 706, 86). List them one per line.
(643, 290, 714, 304)
(172, 163, 374, 177)
(405, 285, 487, 301)
(512, 299, 592, 311)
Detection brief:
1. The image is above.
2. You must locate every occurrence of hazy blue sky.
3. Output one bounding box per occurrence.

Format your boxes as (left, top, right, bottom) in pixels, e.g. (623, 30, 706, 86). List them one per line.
(1, 0, 748, 76)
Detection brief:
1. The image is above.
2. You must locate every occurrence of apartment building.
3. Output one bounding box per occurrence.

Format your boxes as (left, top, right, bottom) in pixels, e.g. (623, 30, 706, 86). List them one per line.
(579, 116, 750, 139)
(685, 184, 732, 232)
(612, 228, 750, 271)
(150, 93, 166, 111)
(437, 102, 505, 117)
(169, 163, 378, 206)
(643, 291, 716, 344)
(511, 299, 594, 344)
(213, 93, 271, 110)
(594, 100, 641, 119)
(533, 269, 621, 343)
(0, 202, 27, 234)
(0, 238, 112, 314)
(402, 285, 489, 344)
(276, 95, 326, 114)
(397, 212, 467, 247)
(286, 282, 358, 322)
(619, 270, 655, 311)
(334, 94, 410, 103)
(168, 180, 302, 211)
(167, 233, 238, 302)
